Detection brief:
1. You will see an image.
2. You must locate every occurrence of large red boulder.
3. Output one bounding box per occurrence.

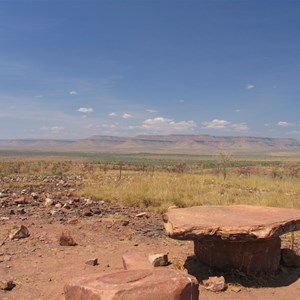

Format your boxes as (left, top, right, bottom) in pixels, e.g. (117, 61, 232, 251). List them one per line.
(64, 269, 199, 300)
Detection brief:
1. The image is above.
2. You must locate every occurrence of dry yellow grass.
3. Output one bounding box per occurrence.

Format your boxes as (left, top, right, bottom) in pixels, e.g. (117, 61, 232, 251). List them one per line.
(78, 170, 300, 212)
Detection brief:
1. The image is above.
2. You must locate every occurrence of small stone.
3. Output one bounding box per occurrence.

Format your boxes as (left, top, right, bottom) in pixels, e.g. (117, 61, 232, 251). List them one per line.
(203, 276, 226, 292)
(17, 208, 26, 215)
(121, 220, 129, 226)
(148, 253, 169, 267)
(59, 231, 77, 246)
(0, 280, 16, 291)
(84, 199, 93, 206)
(67, 218, 80, 225)
(135, 212, 149, 218)
(44, 198, 54, 207)
(71, 197, 80, 202)
(15, 197, 27, 204)
(55, 203, 62, 208)
(85, 258, 98, 266)
(82, 207, 93, 217)
(50, 209, 57, 216)
(9, 225, 30, 240)
(31, 192, 39, 199)
(0, 192, 9, 198)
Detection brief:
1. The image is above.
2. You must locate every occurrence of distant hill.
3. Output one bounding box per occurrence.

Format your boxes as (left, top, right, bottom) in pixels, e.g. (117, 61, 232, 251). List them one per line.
(0, 134, 300, 154)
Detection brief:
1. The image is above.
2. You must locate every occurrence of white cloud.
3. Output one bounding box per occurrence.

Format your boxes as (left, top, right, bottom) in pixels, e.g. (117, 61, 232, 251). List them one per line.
(77, 107, 93, 113)
(70, 91, 78, 95)
(246, 84, 254, 89)
(40, 126, 64, 134)
(142, 117, 197, 133)
(277, 121, 291, 127)
(202, 119, 249, 132)
(146, 109, 157, 113)
(235, 109, 240, 113)
(122, 113, 132, 119)
(202, 119, 230, 129)
(109, 112, 117, 117)
(230, 123, 249, 131)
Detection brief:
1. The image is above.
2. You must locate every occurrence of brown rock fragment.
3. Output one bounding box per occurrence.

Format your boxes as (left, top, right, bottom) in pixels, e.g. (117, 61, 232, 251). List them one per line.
(0, 280, 16, 291)
(135, 212, 149, 218)
(203, 276, 226, 292)
(9, 225, 30, 240)
(148, 253, 169, 267)
(82, 207, 93, 217)
(59, 231, 77, 246)
(67, 218, 80, 225)
(85, 258, 98, 266)
(14, 197, 27, 204)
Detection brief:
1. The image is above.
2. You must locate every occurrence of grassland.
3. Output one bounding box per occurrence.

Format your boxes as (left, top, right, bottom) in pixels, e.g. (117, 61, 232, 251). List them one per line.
(1, 152, 300, 212)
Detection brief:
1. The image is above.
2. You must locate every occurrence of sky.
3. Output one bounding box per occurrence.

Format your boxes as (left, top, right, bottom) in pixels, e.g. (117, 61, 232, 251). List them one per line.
(1, 0, 300, 139)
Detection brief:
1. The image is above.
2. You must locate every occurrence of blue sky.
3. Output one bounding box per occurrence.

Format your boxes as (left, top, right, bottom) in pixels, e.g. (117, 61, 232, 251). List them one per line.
(1, 0, 300, 139)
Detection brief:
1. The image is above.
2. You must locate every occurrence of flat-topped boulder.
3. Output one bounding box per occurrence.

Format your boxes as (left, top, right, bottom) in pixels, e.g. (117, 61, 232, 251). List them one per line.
(163, 205, 300, 241)
(64, 269, 199, 300)
(163, 205, 300, 274)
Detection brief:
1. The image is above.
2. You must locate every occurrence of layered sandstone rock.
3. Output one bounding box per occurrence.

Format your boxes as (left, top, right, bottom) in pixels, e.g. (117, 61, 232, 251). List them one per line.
(64, 269, 199, 300)
(163, 205, 300, 274)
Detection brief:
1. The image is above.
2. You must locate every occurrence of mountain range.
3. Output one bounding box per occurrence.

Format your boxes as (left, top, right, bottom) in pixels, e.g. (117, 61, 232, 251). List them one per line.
(0, 134, 300, 154)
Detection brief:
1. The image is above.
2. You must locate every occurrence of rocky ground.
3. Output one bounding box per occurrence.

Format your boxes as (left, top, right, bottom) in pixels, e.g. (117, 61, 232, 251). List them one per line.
(0, 175, 300, 300)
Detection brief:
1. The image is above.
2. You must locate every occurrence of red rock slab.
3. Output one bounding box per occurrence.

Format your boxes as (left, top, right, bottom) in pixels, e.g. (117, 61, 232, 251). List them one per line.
(122, 252, 153, 270)
(64, 269, 199, 300)
(163, 205, 300, 240)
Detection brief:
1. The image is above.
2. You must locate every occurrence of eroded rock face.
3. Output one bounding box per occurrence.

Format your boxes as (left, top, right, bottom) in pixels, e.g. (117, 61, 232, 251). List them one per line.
(281, 248, 300, 267)
(194, 237, 281, 274)
(163, 205, 300, 240)
(64, 269, 199, 300)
